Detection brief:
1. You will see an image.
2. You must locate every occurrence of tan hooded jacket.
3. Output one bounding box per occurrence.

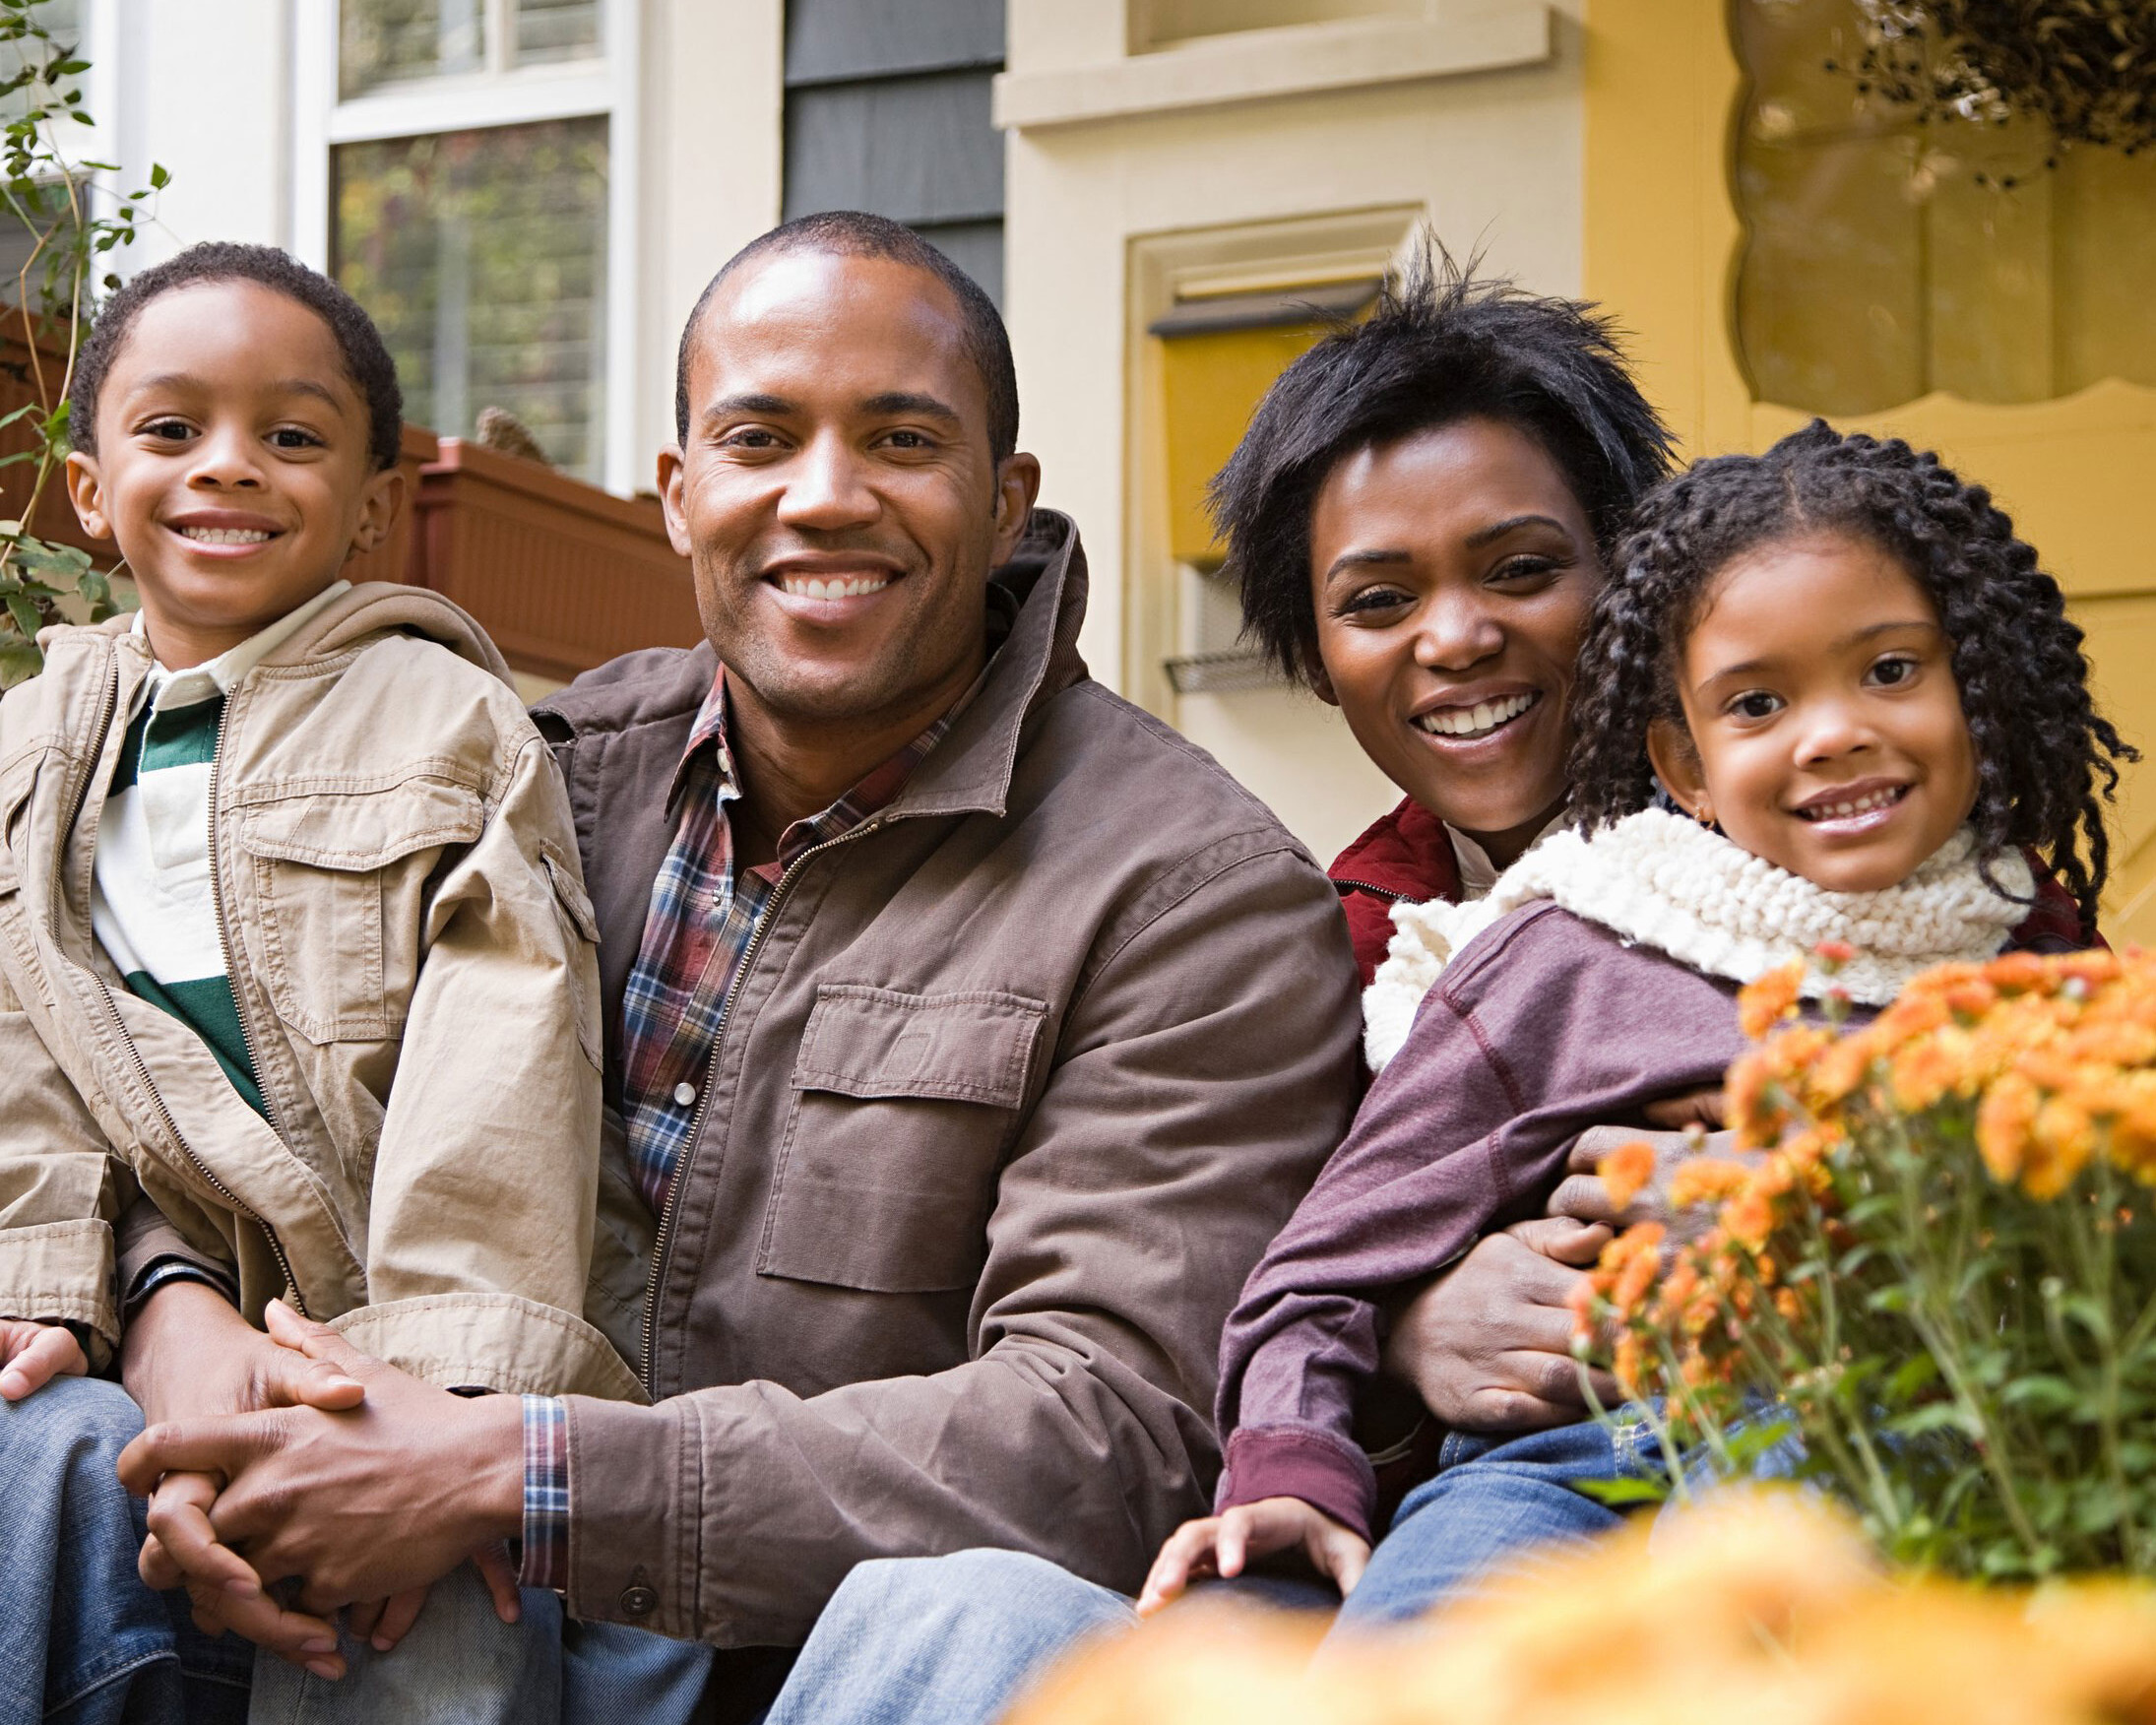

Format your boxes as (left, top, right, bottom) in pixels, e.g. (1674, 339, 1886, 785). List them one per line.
(0, 582, 638, 1400)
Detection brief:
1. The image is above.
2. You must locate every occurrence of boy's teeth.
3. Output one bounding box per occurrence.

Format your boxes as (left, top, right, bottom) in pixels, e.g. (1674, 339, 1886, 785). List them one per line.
(781, 573, 891, 601)
(1807, 787, 1904, 820)
(177, 526, 272, 544)
(1414, 691, 1537, 739)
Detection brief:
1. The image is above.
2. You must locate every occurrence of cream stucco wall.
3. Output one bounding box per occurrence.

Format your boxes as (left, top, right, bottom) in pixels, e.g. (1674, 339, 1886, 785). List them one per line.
(998, 0, 1587, 865)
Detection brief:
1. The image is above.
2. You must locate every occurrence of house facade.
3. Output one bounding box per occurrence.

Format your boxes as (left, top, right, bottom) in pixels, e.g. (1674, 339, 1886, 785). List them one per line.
(76, 0, 2156, 935)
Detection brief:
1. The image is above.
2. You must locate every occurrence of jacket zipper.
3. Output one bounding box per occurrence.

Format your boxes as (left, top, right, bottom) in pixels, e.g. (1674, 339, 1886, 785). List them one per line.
(1331, 877, 1403, 900)
(637, 816, 886, 1396)
(58, 655, 307, 1316)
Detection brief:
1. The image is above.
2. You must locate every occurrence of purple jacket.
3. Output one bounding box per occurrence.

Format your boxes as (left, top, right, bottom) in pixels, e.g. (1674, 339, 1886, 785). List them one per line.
(1212, 901, 1752, 1539)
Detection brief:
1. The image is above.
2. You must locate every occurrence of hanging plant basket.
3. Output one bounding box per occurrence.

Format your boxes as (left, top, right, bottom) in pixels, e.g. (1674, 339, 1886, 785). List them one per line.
(1841, 0, 2156, 158)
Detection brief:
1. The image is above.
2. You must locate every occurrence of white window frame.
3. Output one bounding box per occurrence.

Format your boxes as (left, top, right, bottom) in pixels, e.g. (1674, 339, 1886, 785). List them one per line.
(292, 0, 641, 494)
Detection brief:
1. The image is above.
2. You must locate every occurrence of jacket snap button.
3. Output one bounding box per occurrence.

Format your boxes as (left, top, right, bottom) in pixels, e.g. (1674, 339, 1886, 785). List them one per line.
(672, 1081, 697, 1107)
(618, 1583, 659, 1619)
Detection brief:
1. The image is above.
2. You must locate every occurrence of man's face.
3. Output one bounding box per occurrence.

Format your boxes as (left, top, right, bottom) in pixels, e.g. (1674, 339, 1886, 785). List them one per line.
(663, 248, 1037, 732)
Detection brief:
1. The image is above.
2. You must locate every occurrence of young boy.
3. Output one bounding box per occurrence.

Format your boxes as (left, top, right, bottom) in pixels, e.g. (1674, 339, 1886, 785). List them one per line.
(0, 243, 635, 1426)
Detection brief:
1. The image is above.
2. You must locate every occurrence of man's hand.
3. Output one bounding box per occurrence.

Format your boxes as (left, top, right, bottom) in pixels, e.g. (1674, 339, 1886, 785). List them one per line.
(119, 1282, 370, 1677)
(1137, 1499, 1370, 1617)
(1381, 1219, 1618, 1434)
(0, 1317, 87, 1401)
(118, 1302, 527, 1617)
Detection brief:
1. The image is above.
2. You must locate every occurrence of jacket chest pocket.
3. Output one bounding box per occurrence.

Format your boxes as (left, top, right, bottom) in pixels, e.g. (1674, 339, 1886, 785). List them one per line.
(759, 985, 1048, 1294)
(237, 779, 485, 1044)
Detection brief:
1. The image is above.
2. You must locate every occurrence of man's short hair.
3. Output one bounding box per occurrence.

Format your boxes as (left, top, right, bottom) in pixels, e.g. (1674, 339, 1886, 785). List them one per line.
(674, 211, 1020, 466)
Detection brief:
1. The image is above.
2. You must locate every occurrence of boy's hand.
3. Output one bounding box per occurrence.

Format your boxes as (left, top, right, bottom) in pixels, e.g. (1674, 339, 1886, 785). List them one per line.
(1137, 1498, 1370, 1617)
(0, 1317, 87, 1401)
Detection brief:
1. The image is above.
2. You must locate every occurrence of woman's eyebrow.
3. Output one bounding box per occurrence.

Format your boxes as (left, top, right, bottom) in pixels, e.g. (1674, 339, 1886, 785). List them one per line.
(1462, 513, 1572, 549)
(1323, 547, 1411, 582)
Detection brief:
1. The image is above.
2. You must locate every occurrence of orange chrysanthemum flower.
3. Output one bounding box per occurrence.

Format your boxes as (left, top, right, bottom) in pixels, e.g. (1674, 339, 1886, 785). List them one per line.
(1598, 1141, 1657, 1212)
(1739, 961, 1806, 1040)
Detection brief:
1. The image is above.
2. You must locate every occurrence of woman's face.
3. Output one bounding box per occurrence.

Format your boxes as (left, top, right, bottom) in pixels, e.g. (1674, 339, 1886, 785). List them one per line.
(1307, 417, 1602, 867)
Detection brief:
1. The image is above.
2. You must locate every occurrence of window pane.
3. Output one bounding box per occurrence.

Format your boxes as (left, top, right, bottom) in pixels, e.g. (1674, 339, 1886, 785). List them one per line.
(340, 0, 485, 99)
(1733, 0, 2156, 414)
(333, 118, 609, 480)
(514, 0, 601, 66)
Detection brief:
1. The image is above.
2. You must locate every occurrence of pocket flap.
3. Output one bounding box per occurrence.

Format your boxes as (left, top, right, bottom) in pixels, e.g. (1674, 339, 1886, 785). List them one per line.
(793, 985, 1046, 1108)
(541, 848, 602, 944)
(239, 779, 485, 871)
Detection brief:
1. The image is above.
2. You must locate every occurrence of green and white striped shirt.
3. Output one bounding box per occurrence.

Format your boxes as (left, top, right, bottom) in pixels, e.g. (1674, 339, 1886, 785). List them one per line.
(90, 582, 349, 1116)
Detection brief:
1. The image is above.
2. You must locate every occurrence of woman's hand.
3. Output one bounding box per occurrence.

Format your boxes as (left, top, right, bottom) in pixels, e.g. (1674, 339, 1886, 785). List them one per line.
(1137, 1499, 1370, 1617)
(0, 1317, 87, 1401)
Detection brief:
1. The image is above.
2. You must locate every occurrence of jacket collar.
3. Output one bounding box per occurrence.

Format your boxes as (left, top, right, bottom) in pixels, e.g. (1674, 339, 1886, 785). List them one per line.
(538, 508, 1092, 823)
(1329, 796, 1461, 905)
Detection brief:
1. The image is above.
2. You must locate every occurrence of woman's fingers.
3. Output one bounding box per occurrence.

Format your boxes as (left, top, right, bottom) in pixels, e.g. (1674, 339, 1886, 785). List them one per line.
(346, 1596, 385, 1641)
(143, 1473, 260, 1598)
(1311, 1523, 1372, 1597)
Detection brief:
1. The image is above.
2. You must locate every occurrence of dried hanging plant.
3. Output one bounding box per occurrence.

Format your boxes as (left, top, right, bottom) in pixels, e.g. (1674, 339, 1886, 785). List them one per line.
(1834, 0, 2156, 167)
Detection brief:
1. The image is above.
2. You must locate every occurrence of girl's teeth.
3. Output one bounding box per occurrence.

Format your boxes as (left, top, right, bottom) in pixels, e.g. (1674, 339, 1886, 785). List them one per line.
(179, 527, 272, 544)
(782, 574, 891, 601)
(1416, 691, 1537, 738)
(1809, 788, 1902, 820)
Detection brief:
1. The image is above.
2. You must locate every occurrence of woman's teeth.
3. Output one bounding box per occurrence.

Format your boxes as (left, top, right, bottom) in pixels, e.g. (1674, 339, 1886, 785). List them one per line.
(177, 527, 272, 544)
(781, 574, 890, 601)
(1801, 786, 1908, 822)
(1415, 691, 1538, 739)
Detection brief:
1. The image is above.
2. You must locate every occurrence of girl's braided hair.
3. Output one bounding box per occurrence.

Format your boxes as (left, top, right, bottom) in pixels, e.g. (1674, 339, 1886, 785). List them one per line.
(1215, 244, 1675, 685)
(1569, 419, 2134, 931)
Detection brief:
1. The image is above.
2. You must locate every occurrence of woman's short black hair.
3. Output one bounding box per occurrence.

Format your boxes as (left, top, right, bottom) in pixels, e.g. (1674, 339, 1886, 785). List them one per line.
(70, 242, 403, 472)
(1568, 418, 2135, 930)
(1213, 245, 1676, 686)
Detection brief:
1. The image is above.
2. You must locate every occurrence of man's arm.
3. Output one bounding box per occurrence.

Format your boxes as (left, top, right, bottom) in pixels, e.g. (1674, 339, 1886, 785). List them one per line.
(126, 841, 1361, 1643)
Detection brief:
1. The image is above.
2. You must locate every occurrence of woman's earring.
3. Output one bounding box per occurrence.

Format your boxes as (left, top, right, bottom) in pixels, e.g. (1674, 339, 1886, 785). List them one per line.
(1695, 802, 1714, 828)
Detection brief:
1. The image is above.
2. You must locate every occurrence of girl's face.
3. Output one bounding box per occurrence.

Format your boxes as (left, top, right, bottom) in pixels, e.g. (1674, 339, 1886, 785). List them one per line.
(65, 280, 401, 669)
(1649, 531, 1979, 893)
(1307, 417, 1601, 869)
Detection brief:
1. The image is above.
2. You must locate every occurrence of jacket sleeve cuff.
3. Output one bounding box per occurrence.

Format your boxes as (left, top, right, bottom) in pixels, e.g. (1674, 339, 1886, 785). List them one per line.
(114, 1196, 229, 1296)
(329, 1293, 645, 1401)
(562, 1392, 699, 1638)
(1216, 1426, 1378, 1544)
(0, 1218, 118, 1369)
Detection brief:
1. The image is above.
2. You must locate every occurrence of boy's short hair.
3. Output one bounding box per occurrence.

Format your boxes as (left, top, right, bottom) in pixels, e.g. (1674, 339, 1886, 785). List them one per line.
(70, 242, 404, 473)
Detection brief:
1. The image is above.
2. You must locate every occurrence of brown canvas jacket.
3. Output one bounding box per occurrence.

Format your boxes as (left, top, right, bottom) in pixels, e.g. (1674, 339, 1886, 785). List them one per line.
(0, 584, 637, 1400)
(535, 511, 1363, 1646)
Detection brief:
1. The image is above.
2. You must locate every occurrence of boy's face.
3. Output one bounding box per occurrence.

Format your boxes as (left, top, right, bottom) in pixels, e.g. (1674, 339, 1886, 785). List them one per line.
(66, 280, 402, 669)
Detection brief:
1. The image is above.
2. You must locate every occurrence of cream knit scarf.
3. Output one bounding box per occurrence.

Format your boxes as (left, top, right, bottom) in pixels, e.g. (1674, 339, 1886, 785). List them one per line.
(1362, 807, 2033, 1072)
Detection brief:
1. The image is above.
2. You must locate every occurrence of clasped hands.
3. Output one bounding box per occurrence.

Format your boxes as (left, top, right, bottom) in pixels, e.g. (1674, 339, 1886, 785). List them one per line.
(110, 1286, 528, 1683)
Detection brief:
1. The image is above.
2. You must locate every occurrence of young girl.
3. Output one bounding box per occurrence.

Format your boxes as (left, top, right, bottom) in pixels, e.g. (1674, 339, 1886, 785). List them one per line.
(1143, 419, 2130, 1624)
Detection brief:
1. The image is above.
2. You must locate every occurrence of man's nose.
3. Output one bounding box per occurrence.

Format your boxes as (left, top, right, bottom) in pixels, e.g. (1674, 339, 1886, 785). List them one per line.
(1412, 593, 1504, 671)
(775, 431, 879, 530)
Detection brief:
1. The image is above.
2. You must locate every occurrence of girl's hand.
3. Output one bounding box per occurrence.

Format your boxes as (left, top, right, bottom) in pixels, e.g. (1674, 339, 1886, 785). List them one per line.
(0, 1317, 87, 1401)
(1136, 1498, 1371, 1616)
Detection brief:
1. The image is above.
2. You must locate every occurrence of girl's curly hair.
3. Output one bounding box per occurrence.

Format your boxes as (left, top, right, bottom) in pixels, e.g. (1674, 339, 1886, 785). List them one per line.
(1214, 244, 1675, 686)
(1569, 419, 2134, 931)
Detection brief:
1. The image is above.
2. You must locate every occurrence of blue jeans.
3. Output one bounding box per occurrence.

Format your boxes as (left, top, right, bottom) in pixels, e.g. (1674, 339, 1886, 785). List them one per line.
(766, 1414, 1651, 1725)
(0, 1374, 251, 1725)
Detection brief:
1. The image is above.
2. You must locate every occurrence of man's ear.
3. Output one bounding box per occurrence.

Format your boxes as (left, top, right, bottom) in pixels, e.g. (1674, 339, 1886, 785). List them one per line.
(1646, 716, 1712, 824)
(346, 466, 405, 559)
(989, 453, 1043, 564)
(656, 444, 692, 557)
(63, 449, 112, 543)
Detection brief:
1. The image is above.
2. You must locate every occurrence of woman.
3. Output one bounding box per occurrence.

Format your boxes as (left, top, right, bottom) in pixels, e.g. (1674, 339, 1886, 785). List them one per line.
(756, 254, 1681, 1725)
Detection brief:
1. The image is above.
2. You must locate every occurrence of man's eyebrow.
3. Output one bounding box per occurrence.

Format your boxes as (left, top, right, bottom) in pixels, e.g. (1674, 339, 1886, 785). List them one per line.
(861, 391, 961, 425)
(1323, 547, 1411, 583)
(703, 392, 796, 424)
(1463, 513, 1573, 549)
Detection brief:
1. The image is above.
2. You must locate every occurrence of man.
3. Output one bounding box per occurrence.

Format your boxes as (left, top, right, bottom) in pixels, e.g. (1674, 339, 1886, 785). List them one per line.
(71, 212, 1361, 1717)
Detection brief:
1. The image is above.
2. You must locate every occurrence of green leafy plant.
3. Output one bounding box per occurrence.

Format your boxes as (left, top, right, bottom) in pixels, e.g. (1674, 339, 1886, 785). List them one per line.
(1575, 946, 2156, 1579)
(0, 0, 164, 687)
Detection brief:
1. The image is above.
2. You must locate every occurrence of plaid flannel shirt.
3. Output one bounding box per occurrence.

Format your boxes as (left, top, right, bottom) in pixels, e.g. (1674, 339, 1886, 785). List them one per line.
(520, 667, 962, 1588)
